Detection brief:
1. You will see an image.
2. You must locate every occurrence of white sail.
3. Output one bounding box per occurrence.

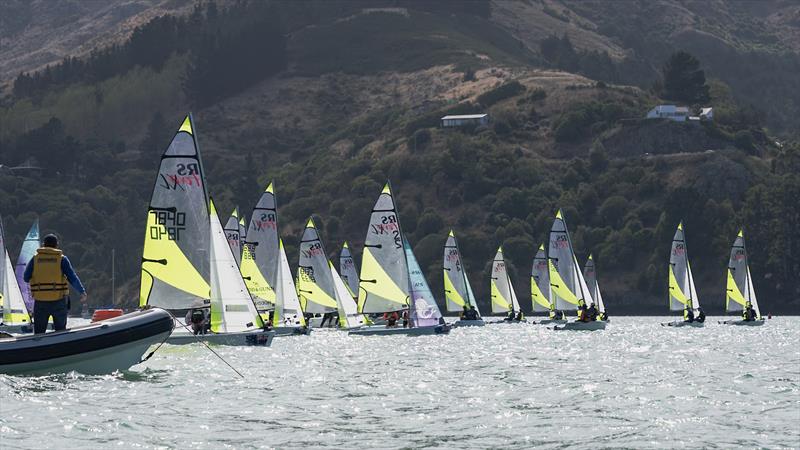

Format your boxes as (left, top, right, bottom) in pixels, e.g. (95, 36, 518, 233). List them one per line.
(687, 260, 700, 310)
(490, 247, 518, 314)
(330, 262, 365, 329)
(273, 239, 305, 327)
(747, 266, 761, 319)
(339, 242, 359, 298)
(3, 250, 30, 326)
(209, 200, 263, 333)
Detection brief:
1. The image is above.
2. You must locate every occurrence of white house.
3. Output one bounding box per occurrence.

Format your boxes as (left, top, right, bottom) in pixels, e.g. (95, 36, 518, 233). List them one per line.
(441, 114, 489, 128)
(646, 105, 690, 122)
(699, 107, 713, 121)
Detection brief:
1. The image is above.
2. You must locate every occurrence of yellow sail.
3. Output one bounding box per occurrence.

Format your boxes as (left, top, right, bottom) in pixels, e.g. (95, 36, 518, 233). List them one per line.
(491, 279, 511, 311)
(548, 259, 579, 305)
(668, 265, 689, 306)
(444, 269, 467, 308)
(357, 246, 408, 312)
(530, 275, 551, 309)
(726, 268, 746, 308)
(240, 244, 275, 305)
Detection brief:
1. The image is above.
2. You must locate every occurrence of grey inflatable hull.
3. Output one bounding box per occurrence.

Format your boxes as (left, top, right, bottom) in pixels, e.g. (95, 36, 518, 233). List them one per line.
(166, 328, 275, 346)
(349, 324, 451, 336)
(719, 319, 765, 326)
(452, 319, 485, 327)
(661, 321, 705, 327)
(0, 308, 174, 376)
(554, 320, 607, 331)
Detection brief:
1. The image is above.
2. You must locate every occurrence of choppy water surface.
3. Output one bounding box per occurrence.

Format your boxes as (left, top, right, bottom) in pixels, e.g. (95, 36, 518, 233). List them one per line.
(1, 317, 798, 449)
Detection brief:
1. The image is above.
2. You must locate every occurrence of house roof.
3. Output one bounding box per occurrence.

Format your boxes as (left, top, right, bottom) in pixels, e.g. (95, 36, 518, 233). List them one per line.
(441, 114, 488, 120)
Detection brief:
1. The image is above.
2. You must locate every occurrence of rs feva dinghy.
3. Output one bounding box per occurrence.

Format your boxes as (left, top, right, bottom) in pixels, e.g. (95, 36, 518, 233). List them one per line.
(0, 308, 173, 376)
(350, 183, 449, 336)
(443, 230, 484, 327)
(720, 229, 765, 326)
(661, 222, 705, 328)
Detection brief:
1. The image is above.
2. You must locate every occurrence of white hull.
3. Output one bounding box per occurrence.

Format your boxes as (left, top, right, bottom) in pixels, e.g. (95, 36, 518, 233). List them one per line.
(349, 324, 450, 336)
(554, 320, 607, 331)
(166, 328, 275, 346)
(661, 320, 705, 328)
(719, 319, 765, 326)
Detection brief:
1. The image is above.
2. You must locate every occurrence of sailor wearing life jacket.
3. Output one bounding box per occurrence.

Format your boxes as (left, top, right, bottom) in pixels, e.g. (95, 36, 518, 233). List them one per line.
(23, 234, 87, 334)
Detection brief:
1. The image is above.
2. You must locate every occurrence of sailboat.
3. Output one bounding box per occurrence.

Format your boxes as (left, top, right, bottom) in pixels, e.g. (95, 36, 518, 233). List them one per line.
(532, 243, 563, 324)
(548, 210, 605, 330)
(443, 230, 484, 327)
(720, 229, 764, 326)
(583, 254, 608, 322)
(350, 183, 449, 336)
(270, 239, 308, 333)
(663, 221, 704, 327)
(339, 242, 359, 299)
(139, 114, 273, 345)
(0, 216, 32, 333)
(297, 218, 339, 327)
(14, 219, 39, 315)
(241, 183, 279, 316)
(490, 246, 523, 322)
(223, 207, 242, 266)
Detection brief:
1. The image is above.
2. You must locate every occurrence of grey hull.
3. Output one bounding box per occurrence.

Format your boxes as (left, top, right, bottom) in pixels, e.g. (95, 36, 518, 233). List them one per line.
(452, 319, 485, 328)
(349, 324, 450, 336)
(536, 319, 567, 325)
(719, 319, 765, 326)
(273, 326, 312, 336)
(661, 321, 705, 328)
(166, 329, 275, 346)
(554, 320, 607, 331)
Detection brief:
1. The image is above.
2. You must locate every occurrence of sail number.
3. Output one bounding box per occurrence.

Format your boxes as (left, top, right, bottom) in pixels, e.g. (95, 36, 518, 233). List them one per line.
(551, 234, 569, 249)
(150, 210, 186, 241)
(253, 213, 277, 231)
(302, 242, 325, 258)
(672, 243, 685, 256)
(371, 215, 401, 249)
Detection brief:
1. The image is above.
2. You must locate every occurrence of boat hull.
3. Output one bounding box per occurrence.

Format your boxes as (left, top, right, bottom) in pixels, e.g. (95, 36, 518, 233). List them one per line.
(166, 328, 275, 346)
(554, 320, 607, 331)
(0, 323, 33, 334)
(349, 324, 451, 336)
(273, 326, 312, 336)
(661, 320, 705, 328)
(719, 319, 765, 326)
(452, 319, 485, 327)
(536, 319, 567, 325)
(0, 308, 174, 376)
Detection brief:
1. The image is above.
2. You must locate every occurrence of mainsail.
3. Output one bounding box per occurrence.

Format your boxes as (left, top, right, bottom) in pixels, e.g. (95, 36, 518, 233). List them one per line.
(357, 183, 410, 314)
(272, 239, 306, 327)
(297, 218, 338, 314)
(668, 222, 700, 311)
(139, 114, 210, 310)
(2, 217, 30, 326)
(405, 238, 443, 327)
(726, 229, 761, 318)
(241, 183, 279, 311)
(238, 214, 247, 244)
(583, 254, 605, 313)
(548, 210, 592, 311)
(15, 219, 39, 313)
(490, 247, 520, 314)
(443, 230, 480, 315)
(331, 261, 366, 329)
(223, 207, 242, 266)
(208, 199, 263, 332)
(530, 243, 551, 312)
(339, 242, 359, 298)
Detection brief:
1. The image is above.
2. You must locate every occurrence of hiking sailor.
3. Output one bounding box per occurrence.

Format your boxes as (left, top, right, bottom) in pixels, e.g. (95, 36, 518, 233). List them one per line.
(23, 234, 87, 334)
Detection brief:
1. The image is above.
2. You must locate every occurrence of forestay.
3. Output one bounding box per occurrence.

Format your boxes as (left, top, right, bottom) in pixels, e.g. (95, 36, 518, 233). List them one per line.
(208, 199, 263, 332)
(726, 230, 760, 318)
(443, 230, 479, 314)
(241, 183, 279, 311)
(139, 115, 211, 310)
(331, 262, 366, 329)
(297, 218, 338, 314)
(583, 254, 605, 313)
(668, 222, 700, 311)
(357, 183, 410, 314)
(405, 238, 443, 327)
(548, 210, 592, 311)
(223, 207, 242, 266)
(14, 219, 39, 313)
(272, 239, 306, 327)
(339, 242, 359, 298)
(530, 244, 551, 312)
(490, 247, 520, 314)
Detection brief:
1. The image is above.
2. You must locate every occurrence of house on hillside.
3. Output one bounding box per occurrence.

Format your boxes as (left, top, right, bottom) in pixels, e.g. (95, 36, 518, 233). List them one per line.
(441, 114, 489, 128)
(646, 105, 713, 122)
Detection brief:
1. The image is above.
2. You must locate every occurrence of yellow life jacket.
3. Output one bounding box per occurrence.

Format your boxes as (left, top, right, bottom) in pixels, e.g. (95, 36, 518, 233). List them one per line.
(683, 308, 689, 320)
(29, 248, 69, 301)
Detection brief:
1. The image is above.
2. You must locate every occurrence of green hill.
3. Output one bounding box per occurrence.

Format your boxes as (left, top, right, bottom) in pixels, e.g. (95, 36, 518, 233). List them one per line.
(0, 0, 797, 314)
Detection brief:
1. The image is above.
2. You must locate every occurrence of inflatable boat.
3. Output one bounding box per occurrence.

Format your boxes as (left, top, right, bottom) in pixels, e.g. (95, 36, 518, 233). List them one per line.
(0, 308, 173, 376)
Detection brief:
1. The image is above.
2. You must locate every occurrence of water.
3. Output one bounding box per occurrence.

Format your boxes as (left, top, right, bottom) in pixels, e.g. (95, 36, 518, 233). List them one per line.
(1, 317, 798, 449)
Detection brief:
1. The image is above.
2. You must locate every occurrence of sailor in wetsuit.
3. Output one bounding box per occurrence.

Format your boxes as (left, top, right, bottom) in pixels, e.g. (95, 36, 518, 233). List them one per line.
(742, 302, 756, 321)
(384, 311, 399, 328)
(463, 305, 479, 321)
(683, 305, 695, 323)
(586, 302, 598, 321)
(504, 308, 515, 322)
(186, 307, 209, 335)
(515, 310, 524, 321)
(577, 300, 590, 322)
(695, 307, 706, 323)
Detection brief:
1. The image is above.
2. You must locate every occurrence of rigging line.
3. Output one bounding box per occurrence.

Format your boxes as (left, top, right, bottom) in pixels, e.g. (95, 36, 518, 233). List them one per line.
(171, 312, 245, 379)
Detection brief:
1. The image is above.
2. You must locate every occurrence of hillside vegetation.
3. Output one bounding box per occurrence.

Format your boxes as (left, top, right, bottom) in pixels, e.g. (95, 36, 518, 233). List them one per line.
(0, 0, 798, 314)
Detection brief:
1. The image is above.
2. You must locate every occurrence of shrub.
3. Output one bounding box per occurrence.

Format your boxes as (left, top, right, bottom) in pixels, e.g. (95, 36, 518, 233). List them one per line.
(476, 81, 525, 107)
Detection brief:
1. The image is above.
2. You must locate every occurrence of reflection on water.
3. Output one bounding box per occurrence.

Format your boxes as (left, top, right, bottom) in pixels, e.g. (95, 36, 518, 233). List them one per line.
(1, 317, 798, 449)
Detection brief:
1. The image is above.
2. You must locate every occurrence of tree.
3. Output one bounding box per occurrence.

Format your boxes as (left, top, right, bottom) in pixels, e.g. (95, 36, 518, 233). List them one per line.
(660, 51, 710, 103)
